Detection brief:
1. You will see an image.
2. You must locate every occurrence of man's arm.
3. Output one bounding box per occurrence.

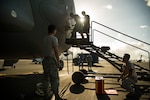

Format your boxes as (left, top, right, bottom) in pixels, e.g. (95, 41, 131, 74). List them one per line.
(54, 46, 60, 67)
(118, 71, 125, 82)
(118, 65, 126, 82)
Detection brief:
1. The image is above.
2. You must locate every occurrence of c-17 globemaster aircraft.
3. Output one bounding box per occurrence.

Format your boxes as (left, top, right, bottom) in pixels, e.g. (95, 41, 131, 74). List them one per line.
(0, 0, 75, 60)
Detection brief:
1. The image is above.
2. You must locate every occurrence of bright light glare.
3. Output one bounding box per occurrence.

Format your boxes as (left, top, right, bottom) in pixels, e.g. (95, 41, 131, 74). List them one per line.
(80, 17, 84, 23)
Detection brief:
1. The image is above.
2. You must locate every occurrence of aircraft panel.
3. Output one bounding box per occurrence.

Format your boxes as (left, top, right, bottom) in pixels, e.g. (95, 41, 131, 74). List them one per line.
(0, 0, 34, 31)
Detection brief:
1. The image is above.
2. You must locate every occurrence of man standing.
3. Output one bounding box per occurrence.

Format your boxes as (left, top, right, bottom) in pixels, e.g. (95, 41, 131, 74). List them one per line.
(118, 53, 137, 96)
(86, 53, 93, 71)
(66, 12, 76, 38)
(70, 13, 83, 39)
(42, 25, 66, 100)
(79, 53, 85, 70)
(81, 11, 90, 40)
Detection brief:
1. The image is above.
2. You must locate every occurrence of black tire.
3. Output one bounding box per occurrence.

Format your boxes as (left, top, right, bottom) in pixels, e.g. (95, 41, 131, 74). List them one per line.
(72, 71, 84, 84)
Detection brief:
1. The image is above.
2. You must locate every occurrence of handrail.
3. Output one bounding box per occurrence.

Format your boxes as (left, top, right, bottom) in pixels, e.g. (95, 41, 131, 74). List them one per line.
(93, 29, 150, 72)
(91, 21, 150, 45)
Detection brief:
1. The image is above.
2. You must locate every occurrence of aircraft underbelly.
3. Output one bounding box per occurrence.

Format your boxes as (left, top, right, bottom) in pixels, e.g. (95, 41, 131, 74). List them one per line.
(0, 33, 42, 58)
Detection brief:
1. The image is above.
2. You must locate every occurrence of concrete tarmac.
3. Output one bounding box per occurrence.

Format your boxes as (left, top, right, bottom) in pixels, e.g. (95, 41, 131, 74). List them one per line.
(0, 59, 149, 100)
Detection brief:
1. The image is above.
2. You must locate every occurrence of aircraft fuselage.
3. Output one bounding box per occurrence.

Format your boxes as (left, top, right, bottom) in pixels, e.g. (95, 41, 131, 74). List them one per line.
(0, 0, 75, 59)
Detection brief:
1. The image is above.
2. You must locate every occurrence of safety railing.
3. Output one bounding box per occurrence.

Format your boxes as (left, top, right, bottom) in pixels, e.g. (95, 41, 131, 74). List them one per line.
(90, 20, 150, 72)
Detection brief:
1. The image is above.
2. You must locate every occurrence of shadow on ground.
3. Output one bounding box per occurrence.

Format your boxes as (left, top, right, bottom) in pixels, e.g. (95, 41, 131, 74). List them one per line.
(0, 74, 43, 100)
(70, 84, 111, 100)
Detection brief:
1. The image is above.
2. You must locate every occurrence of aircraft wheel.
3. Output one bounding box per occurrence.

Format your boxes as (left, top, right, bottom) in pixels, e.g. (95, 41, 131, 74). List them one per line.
(72, 71, 84, 84)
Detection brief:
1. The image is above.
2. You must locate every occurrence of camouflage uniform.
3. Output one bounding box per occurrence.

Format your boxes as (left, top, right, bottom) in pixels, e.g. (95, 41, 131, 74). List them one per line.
(121, 62, 137, 93)
(42, 56, 59, 97)
(42, 32, 60, 99)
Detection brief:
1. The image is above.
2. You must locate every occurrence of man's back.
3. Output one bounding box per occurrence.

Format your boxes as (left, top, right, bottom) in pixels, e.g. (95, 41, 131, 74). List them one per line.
(86, 55, 93, 62)
(43, 35, 58, 58)
(84, 15, 90, 26)
(125, 61, 137, 81)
